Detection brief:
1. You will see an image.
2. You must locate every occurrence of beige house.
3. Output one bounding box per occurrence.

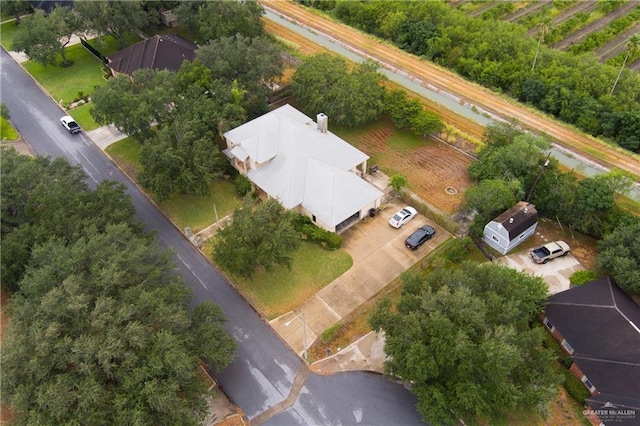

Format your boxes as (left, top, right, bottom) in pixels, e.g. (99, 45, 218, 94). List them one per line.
(222, 104, 383, 233)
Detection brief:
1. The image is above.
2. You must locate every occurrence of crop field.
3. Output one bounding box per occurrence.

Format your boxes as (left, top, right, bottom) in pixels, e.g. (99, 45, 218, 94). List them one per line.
(455, 0, 640, 69)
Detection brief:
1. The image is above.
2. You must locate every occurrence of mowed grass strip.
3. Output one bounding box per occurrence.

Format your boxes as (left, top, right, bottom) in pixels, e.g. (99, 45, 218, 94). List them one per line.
(1, 117, 19, 140)
(105, 136, 141, 178)
(68, 103, 99, 131)
(105, 136, 240, 232)
(0, 21, 21, 50)
(222, 242, 353, 320)
(21, 35, 133, 105)
(160, 179, 240, 233)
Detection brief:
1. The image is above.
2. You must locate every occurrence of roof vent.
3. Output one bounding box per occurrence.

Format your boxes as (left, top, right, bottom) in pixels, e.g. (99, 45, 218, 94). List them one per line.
(317, 113, 328, 133)
(524, 207, 528, 213)
(509, 217, 514, 224)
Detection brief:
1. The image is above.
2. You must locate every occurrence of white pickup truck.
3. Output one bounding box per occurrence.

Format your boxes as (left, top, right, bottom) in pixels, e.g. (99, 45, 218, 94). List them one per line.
(60, 115, 81, 134)
(530, 241, 570, 264)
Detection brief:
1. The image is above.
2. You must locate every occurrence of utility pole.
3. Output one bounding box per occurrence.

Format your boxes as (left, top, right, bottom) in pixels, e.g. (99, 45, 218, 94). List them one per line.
(526, 152, 551, 203)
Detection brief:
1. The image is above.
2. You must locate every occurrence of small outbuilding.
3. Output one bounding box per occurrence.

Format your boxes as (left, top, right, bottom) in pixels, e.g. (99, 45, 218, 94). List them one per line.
(483, 201, 538, 255)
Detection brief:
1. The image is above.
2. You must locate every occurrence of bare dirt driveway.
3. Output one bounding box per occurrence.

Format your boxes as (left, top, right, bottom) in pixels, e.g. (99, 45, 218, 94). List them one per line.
(260, 0, 640, 179)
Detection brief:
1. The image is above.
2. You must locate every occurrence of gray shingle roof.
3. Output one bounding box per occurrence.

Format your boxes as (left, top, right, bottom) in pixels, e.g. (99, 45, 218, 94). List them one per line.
(545, 277, 640, 410)
(107, 35, 196, 75)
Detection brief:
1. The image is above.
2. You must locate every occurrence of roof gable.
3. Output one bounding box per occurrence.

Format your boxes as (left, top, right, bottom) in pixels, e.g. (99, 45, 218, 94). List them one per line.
(107, 35, 196, 75)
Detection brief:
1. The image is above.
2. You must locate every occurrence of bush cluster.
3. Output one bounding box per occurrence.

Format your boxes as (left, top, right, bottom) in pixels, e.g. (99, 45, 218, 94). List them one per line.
(563, 370, 591, 404)
(234, 174, 252, 196)
(569, 270, 599, 287)
(293, 214, 343, 250)
(443, 236, 473, 263)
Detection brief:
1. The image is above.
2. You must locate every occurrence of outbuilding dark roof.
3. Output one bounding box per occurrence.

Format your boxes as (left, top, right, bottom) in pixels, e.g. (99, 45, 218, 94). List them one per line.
(491, 201, 538, 239)
(545, 277, 640, 411)
(107, 35, 196, 75)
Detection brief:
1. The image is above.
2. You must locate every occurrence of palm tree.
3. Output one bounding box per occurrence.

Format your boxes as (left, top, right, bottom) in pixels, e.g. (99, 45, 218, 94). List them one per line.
(531, 20, 550, 72)
(610, 34, 640, 96)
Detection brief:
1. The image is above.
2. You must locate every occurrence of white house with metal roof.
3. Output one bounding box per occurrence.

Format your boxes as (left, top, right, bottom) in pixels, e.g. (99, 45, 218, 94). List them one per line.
(223, 104, 383, 233)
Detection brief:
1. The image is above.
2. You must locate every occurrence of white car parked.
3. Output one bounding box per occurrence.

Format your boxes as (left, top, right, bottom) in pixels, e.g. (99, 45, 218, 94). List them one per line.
(388, 206, 417, 228)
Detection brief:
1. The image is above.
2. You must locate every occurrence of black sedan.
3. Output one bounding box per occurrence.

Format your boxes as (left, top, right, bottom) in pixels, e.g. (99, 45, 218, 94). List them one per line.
(405, 225, 436, 250)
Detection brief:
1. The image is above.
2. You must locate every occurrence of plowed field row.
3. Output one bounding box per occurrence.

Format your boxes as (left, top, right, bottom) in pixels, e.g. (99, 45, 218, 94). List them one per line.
(261, 0, 640, 179)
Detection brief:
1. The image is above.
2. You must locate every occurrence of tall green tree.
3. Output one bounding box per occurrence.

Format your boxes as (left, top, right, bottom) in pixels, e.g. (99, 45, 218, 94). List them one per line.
(90, 69, 177, 139)
(0, 150, 138, 289)
(2, 0, 32, 24)
(192, 0, 264, 43)
(468, 133, 550, 184)
(462, 179, 523, 238)
(74, 0, 154, 47)
(11, 6, 79, 67)
(370, 263, 559, 425)
(569, 176, 616, 237)
(292, 54, 386, 127)
(196, 35, 284, 90)
(597, 219, 640, 294)
(213, 197, 300, 278)
(1, 224, 236, 425)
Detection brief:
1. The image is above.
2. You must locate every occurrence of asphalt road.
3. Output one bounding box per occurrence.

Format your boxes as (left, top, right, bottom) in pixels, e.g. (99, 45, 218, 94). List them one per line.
(1, 47, 424, 425)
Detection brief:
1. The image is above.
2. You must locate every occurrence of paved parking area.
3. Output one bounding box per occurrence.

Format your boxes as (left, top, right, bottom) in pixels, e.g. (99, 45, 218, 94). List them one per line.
(270, 199, 450, 358)
(495, 251, 584, 294)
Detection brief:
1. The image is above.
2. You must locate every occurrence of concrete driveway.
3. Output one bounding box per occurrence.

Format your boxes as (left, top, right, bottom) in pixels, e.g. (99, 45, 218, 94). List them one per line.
(495, 250, 584, 294)
(271, 199, 450, 357)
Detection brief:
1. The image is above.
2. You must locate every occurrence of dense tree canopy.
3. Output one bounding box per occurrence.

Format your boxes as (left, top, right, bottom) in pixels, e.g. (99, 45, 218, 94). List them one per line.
(0, 150, 139, 288)
(90, 64, 247, 199)
(0, 151, 237, 424)
(292, 54, 386, 127)
(370, 263, 559, 424)
(11, 6, 79, 66)
(597, 219, 640, 294)
(197, 35, 284, 91)
(213, 197, 300, 278)
(310, 1, 640, 151)
(175, 0, 264, 44)
(74, 0, 154, 46)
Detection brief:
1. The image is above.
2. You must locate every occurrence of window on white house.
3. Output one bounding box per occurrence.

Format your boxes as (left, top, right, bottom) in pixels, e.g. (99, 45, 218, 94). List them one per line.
(492, 235, 499, 242)
(312, 215, 316, 223)
(543, 318, 555, 332)
(561, 339, 575, 355)
(582, 376, 596, 393)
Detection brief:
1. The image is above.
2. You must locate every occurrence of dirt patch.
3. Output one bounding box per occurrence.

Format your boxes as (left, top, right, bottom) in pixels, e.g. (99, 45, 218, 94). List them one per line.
(347, 119, 473, 215)
(527, 218, 599, 271)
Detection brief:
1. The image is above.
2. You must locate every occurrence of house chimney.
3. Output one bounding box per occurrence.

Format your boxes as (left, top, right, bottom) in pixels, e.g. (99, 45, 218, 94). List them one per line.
(509, 217, 514, 224)
(317, 113, 328, 133)
(524, 207, 528, 214)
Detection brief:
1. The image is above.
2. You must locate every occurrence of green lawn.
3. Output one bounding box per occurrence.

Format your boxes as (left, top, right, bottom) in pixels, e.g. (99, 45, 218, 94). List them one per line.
(22, 35, 126, 105)
(0, 21, 21, 50)
(160, 179, 241, 233)
(1, 117, 19, 140)
(69, 103, 99, 131)
(222, 242, 353, 320)
(105, 136, 141, 178)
